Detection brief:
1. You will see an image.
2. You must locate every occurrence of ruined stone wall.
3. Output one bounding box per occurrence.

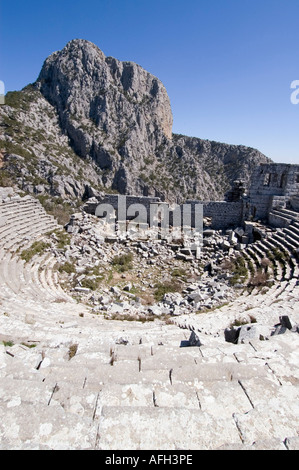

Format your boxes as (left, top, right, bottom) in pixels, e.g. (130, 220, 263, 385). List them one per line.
(95, 194, 163, 224)
(291, 195, 299, 211)
(247, 163, 299, 221)
(92, 195, 243, 230)
(85, 194, 244, 231)
(187, 200, 244, 230)
(83, 163, 299, 230)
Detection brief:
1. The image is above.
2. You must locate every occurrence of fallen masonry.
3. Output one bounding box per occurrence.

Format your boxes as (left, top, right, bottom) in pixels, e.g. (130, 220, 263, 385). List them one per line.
(224, 315, 299, 345)
(62, 210, 238, 316)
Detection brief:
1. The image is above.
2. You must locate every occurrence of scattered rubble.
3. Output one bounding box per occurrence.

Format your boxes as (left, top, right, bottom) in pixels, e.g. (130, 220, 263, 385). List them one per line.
(50, 211, 244, 318)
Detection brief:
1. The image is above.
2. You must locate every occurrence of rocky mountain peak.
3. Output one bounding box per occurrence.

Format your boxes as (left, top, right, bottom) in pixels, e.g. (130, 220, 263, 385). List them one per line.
(0, 39, 271, 204)
(37, 38, 173, 141)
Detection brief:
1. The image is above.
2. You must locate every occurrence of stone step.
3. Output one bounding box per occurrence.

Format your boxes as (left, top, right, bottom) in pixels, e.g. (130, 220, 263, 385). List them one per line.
(0, 213, 55, 240)
(250, 243, 267, 260)
(0, 206, 52, 227)
(15, 252, 62, 302)
(0, 213, 57, 236)
(259, 239, 292, 277)
(272, 232, 297, 253)
(233, 400, 299, 447)
(0, 401, 99, 450)
(0, 306, 297, 450)
(0, 204, 47, 222)
(0, 376, 53, 407)
(97, 405, 241, 450)
(269, 209, 292, 226)
(278, 208, 299, 220)
(1, 222, 58, 251)
(245, 247, 260, 266)
(0, 201, 40, 217)
(289, 223, 299, 237)
(268, 233, 293, 255)
(170, 361, 271, 384)
(0, 195, 38, 205)
(38, 255, 72, 302)
(284, 227, 299, 245)
(48, 381, 102, 420)
(0, 225, 53, 252)
(31, 256, 65, 302)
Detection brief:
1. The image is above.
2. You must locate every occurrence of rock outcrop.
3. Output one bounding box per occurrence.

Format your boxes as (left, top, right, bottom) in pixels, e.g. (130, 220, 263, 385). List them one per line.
(36, 39, 173, 196)
(0, 39, 271, 203)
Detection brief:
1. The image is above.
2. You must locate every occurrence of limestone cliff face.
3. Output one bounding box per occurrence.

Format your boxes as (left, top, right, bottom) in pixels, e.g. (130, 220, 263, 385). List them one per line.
(0, 39, 271, 203)
(36, 39, 173, 194)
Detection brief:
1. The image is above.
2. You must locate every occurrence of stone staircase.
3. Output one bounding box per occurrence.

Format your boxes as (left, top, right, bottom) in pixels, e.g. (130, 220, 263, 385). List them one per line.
(236, 219, 299, 300)
(268, 206, 299, 229)
(0, 195, 82, 311)
(0, 194, 299, 450)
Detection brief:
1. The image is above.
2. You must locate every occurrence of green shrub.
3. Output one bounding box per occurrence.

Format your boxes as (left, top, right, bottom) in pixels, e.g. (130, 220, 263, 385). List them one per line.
(68, 343, 78, 360)
(21, 240, 51, 262)
(111, 253, 133, 272)
(58, 261, 76, 274)
(154, 281, 180, 302)
(171, 267, 187, 279)
(81, 277, 99, 291)
(5, 85, 37, 111)
(249, 270, 270, 287)
(53, 229, 71, 249)
(0, 169, 14, 187)
(229, 257, 248, 286)
(2, 340, 14, 347)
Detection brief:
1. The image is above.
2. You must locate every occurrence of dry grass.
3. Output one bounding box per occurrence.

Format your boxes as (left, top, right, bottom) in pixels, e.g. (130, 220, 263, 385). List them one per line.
(68, 343, 78, 360)
(249, 270, 269, 287)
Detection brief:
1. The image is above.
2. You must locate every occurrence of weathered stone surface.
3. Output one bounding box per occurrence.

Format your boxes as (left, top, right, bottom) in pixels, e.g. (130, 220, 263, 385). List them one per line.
(238, 325, 257, 344)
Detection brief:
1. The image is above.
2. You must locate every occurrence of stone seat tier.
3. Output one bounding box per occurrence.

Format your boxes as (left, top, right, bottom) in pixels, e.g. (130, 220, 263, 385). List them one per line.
(277, 208, 299, 221)
(37, 254, 72, 302)
(272, 232, 297, 253)
(0, 220, 58, 252)
(0, 198, 40, 212)
(268, 209, 292, 226)
(284, 227, 299, 245)
(0, 207, 47, 228)
(0, 211, 56, 233)
(0, 202, 44, 219)
(0, 214, 53, 241)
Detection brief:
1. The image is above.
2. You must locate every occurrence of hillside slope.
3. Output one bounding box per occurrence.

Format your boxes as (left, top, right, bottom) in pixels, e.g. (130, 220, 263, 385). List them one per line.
(0, 39, 271, 206)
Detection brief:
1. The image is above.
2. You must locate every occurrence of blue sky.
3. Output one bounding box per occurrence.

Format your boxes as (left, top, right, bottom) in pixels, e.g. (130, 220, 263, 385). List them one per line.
(0, 0, 298, 164)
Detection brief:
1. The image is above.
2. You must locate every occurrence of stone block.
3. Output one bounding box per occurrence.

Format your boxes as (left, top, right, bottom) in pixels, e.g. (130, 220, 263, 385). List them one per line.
(238, 325, 257, 344)
(224, 327, 240, 344)
(279, 316, 293, 330)
(188, 330, 201, 347)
